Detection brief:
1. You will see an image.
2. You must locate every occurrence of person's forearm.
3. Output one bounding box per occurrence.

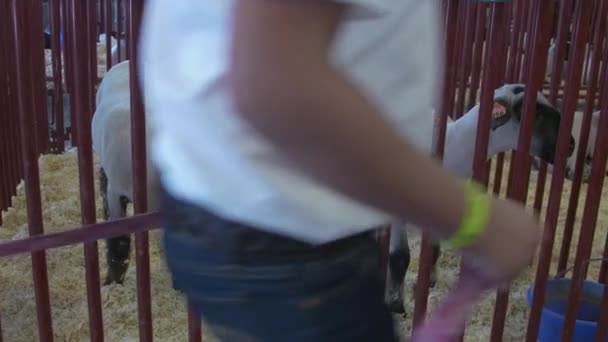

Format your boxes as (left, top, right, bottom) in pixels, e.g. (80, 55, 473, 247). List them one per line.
(231, 61, 467, 239)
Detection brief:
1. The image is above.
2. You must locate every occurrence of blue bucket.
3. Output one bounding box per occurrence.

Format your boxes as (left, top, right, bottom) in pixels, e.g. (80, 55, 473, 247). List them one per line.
(527, 278, 607, 342)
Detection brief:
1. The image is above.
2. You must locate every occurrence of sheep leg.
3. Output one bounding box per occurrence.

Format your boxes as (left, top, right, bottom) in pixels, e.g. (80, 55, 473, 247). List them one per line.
(386, 224, 443, 314)
(100, 167, 127, 285)
(103, 189, 132, 285)
(431, 242, 440, 286)
(531, 157, 541, 171)
(409, 243, 440, 294)
(582, 163, 592, 182)
(100, 167, 110, 221)
(387, 224, 410, 314)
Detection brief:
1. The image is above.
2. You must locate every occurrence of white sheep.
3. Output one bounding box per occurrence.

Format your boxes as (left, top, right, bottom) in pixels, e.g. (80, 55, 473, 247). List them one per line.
(99, 33, 128, 67)
(510, 37, 603, 85)
(544, 40, 604, 85)
(386, 83, 575, 314)
(92, 59, 160, 285)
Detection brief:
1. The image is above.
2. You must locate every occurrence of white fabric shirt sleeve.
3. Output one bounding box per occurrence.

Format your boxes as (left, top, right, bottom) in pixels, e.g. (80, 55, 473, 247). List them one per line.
(332, 0, 393, 17)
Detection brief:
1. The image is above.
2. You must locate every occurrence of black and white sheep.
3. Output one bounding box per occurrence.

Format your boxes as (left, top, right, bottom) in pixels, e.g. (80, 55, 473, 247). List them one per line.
(386, 83, 576, 314)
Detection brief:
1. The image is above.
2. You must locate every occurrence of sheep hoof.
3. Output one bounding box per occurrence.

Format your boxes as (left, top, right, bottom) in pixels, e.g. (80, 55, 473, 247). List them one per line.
(388, 299, 406, 315)
(387, 289, 405, 314)
(103, 262, 129, 286)
(386, 278, 405, 315)
(430, 270, 437, 288)
(103, 275, 124, 286)
(171, 278, 184, 293)
(103, 273, 126, 286)
(565, 169, 572, 179)
(583, 167, 592, 183)
(103, 275, 121, 286)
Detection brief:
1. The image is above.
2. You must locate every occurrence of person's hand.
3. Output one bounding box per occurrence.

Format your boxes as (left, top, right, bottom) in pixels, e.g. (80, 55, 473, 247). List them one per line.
(464, 196, 541, 284)
(411, 197, 541, 341)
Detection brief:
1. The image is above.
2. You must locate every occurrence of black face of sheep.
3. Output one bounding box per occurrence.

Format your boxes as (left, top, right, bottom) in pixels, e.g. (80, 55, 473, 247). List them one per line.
(494, 83, 576, 164)
(525, 102, 576, 163)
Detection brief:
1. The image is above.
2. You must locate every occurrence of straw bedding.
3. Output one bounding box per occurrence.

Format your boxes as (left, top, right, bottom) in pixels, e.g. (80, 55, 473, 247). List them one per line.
(398, 152, 608, 341)
(0, 150, 219, 341)
(1, 150, 607, 341)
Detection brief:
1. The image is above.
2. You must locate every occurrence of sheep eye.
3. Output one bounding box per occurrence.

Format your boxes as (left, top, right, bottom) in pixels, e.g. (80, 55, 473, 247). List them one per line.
(513, 86, 525, 94)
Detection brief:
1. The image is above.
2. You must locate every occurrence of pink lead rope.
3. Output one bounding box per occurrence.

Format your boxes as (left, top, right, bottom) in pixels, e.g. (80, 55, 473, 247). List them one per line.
(418, 115, 512, 340)
(411, 254, 509, 341)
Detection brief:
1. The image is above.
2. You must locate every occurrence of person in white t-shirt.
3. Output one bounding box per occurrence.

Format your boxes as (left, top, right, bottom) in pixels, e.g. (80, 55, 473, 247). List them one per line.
(139, 0, 541, 340)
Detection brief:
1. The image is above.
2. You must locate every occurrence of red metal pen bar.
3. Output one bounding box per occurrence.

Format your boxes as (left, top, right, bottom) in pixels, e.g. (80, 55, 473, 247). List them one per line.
(10, 0, 54, 340)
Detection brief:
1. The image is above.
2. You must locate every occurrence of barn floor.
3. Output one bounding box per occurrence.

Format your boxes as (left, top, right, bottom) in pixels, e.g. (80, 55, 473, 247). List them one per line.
(0, 150, 219, 342)
(1, 150, 607, 341)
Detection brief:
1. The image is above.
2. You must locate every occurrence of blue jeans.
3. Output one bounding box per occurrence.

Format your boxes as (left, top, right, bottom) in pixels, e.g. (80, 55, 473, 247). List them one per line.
(160, 186, 397, 342)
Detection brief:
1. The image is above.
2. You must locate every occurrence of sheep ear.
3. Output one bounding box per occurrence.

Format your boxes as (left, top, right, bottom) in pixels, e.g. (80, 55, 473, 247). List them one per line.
(536, 102, 561, 127)
(535, 102, 561, 121)
(511, 96, 525, 121)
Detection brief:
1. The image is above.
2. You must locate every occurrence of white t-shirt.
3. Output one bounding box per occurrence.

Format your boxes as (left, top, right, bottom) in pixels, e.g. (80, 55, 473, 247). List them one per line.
(139, 0, 443, 244)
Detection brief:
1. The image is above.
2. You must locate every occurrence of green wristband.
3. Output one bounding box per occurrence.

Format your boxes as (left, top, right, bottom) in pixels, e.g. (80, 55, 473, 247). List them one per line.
(445, 180, 491, 249)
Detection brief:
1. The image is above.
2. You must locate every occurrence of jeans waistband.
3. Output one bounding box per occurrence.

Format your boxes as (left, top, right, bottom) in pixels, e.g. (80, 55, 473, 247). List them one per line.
(159, 183, 376, 262)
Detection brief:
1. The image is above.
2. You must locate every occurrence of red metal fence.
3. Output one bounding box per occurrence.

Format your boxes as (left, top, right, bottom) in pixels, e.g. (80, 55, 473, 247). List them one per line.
(0, 0, 607, 341)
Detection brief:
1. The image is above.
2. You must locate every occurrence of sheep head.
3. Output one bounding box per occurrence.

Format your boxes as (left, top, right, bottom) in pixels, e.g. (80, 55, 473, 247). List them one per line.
(490, 83, 576, 164)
